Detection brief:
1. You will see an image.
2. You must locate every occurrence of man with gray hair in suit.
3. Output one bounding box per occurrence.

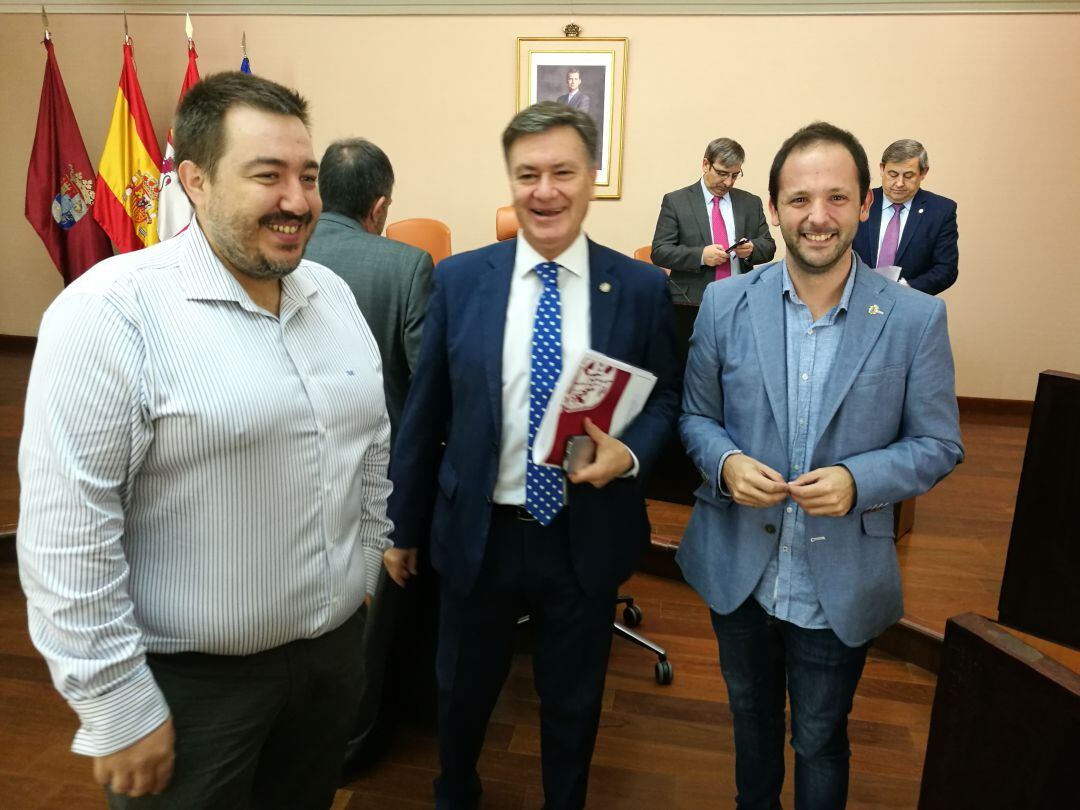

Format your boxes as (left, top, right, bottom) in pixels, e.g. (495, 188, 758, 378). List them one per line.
(306, 138, 434, 441)
(652, 137, 776, 304)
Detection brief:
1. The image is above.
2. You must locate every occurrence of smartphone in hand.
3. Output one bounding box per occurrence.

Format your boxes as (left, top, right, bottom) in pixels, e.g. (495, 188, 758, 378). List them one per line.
(563, 435, 597, 475)
(727, 237, 751, 255)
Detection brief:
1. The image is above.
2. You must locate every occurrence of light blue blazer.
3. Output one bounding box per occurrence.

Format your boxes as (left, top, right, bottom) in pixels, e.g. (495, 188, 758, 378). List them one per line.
(676, 258, 964, 646)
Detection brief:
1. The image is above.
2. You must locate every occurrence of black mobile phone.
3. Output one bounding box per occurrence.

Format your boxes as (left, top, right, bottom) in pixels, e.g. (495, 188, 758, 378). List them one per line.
(727, 237, 750, 254)
(563, 435, 596, 474)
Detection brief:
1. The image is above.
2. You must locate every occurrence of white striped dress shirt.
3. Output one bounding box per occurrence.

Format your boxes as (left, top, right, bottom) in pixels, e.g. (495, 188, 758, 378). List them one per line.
(17, 219, 392, 756)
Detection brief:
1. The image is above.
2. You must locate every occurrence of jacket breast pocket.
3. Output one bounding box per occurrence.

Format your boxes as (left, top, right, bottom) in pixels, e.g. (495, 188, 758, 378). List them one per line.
(850, 363, 906, 390)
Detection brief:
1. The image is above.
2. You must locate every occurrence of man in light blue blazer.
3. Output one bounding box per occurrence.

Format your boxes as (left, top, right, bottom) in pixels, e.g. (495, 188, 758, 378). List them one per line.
(677, 122, 963, 809)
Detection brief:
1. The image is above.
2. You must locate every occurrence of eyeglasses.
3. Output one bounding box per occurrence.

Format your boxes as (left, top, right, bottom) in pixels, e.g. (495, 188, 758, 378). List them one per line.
(709, 165, 743, 182)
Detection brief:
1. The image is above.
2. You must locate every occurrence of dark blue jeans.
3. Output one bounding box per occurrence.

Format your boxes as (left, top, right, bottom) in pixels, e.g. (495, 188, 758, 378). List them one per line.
(710, 598, 869, 810)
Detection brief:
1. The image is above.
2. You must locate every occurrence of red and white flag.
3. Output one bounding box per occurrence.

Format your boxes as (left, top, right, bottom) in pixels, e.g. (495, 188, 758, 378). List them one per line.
(157, 14, 200, 241)
(25, 35, 112, 284)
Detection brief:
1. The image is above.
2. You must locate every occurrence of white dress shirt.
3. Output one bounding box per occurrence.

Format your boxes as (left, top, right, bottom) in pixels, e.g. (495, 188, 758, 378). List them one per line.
(493, 232, 592, 504)
(700, 178, 741, 274)
(17, 219, 392, 756)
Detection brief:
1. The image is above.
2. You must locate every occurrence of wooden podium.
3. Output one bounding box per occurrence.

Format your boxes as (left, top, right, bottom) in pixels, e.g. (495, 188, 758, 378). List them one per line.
(997, 370, 1080, 649)
(918, 613, 1080, 809)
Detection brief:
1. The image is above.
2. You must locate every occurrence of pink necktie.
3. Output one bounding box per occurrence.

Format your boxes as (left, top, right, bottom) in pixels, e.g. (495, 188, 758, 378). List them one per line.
(877, 203, 903, 268)
(711, 196, 731, 281)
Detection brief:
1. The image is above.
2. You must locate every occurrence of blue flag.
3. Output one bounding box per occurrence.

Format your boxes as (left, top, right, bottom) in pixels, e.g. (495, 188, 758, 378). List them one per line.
(240, 56, 251, 74)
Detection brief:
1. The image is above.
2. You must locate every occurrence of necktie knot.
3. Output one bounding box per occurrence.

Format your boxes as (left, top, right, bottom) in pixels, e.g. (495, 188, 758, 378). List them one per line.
(712, 195, 721, 209)
(535, 261, 560, 289)
(892, 203, 903, 214)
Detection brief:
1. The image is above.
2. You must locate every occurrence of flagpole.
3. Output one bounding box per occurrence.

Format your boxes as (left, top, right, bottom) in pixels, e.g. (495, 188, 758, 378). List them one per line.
(41, 5, 50, 41)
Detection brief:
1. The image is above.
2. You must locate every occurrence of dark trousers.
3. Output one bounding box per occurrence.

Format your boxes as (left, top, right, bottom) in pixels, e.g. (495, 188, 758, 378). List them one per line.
(710, 598, 870, 810)
(108, 607, 366, 810)
(435, 507, 616, 810)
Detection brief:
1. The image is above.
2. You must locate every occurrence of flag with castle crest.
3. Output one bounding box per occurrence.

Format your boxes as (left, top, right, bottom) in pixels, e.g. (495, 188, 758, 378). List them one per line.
(157, 37, 199, 241)
(25, 38, 112, 284)
(94, 38, 164, 252)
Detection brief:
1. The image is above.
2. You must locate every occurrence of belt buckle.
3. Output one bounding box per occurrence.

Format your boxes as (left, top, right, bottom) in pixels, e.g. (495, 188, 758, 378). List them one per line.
(515, 506, 538, 522)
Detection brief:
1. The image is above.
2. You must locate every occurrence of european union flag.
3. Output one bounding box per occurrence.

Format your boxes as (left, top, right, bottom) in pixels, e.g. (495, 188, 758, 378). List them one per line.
(240, 56, 251, 74)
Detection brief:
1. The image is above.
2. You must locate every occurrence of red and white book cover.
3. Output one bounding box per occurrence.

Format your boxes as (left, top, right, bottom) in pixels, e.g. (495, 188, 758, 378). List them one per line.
(532, 349, 657, 468)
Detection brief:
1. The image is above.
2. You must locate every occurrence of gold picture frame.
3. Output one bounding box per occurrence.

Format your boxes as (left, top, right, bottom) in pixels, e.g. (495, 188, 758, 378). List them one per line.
(516, 37, 629, 200)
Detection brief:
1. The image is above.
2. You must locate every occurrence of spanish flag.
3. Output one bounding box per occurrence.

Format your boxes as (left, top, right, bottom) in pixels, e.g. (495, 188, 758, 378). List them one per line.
(94, 38, 163, 253)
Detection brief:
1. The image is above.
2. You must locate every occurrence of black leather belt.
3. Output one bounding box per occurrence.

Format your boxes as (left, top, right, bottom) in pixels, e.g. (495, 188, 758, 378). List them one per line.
(493, 504, 537, 522)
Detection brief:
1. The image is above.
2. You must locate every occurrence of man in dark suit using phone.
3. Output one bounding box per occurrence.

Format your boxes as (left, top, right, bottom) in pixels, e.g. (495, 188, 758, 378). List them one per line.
(651, 137, 776, 304)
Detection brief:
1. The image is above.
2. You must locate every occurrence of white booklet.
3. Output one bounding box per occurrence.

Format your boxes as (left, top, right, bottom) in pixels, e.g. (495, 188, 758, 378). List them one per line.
(531, 349, 657, 469)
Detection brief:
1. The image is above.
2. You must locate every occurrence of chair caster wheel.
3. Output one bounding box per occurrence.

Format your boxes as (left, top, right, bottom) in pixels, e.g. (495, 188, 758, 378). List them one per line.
(655, 660, 674, 685)
(622, 604, 644, 628)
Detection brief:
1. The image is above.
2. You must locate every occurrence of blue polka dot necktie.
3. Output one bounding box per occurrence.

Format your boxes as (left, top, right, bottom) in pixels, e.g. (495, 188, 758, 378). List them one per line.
(525, 261, 565, 525)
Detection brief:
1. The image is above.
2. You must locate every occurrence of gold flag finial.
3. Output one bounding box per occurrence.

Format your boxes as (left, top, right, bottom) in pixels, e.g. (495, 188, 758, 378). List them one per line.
(185, 12, 194, 42)
(242, 31, 248, 57)
(123, 11, 130, 44)
(41, 6, 51, 40)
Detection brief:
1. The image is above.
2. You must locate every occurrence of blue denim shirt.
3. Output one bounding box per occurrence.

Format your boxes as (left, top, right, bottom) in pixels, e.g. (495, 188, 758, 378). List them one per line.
(751, 260, 856, 629)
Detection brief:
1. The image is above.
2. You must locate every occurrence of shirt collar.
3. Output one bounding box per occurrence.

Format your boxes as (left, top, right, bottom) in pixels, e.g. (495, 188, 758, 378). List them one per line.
(179, 216, 317, 310)
(781, 253, 857, 314)
(513, 229, 589, 280)
(701, 177, 731, 205)
(881, 195, 912, 213)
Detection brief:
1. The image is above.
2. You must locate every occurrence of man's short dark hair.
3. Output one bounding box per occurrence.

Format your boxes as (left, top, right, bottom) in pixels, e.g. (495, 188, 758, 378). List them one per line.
(704, 138, 745, 168)
(502, 101, 598, 167)
(318, 139, 395, 221)
(881, 138, 929, 172)
(566, 67, 582, 77)
(173, 71, 309, 181)
(768, 122, 870, 206)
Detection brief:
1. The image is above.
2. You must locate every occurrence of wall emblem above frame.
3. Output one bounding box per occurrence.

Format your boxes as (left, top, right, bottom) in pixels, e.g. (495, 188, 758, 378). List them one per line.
(516, 37, 628, 199)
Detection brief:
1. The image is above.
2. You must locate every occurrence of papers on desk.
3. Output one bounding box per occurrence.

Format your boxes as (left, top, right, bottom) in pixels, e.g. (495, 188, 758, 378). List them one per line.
(531, 349, 657, 468)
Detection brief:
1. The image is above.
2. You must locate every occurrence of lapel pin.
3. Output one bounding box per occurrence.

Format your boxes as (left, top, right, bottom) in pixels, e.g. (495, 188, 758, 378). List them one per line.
(917, 208, 924, 214)
(599, 281, 612, 293)
(868, 304, 883, 316)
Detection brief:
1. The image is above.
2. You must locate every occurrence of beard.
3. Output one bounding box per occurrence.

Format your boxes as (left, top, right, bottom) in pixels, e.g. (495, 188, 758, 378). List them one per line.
(781, 229, 853, 276)
(204, 202, 312, 281)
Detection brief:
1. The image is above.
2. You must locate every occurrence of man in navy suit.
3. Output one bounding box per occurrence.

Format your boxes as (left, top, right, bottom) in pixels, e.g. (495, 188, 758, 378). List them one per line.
(555, 67, 591, 113)
(853, 139, 958, 295)
(679, 123, 963, 808)
(384, 102, 679, 810)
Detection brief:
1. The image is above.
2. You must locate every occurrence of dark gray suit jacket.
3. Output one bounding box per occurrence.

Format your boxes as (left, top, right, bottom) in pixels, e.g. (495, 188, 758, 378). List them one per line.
(651, 182, 776, 304)
(557, 91, 591, 113)
(305, 212, 433, 442)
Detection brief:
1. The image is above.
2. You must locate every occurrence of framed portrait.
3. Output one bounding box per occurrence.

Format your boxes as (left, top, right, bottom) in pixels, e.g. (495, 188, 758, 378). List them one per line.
(516, 37, 629, 199)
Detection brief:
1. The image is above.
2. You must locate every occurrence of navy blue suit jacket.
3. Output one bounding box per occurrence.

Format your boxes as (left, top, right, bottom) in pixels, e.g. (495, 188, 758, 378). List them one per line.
(853, 188, 958, 295)
(388, 238, 680, 599)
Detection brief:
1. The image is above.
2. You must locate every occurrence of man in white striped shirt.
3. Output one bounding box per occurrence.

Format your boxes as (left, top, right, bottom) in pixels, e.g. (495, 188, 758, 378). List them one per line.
(18, 72, 392, 809)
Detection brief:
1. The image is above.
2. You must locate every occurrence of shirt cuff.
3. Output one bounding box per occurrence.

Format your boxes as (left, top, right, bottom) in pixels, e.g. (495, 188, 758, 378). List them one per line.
(362, 545, 384, 598)
(618, 445, 640, 478)
(70, 665, 170, 757)
(717, 450, 743, 497)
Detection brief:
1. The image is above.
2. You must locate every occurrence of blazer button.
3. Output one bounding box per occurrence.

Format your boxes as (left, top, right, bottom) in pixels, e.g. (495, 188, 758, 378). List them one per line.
(764, 524, 777, 534)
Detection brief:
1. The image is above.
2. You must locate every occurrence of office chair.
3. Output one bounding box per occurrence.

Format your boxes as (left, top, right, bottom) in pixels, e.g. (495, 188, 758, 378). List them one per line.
(386, 218, 452, 265)
(496, 205, 519, 241)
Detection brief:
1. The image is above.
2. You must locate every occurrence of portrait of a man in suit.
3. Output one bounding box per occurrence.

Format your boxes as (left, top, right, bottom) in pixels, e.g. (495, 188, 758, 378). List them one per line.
(556, 67, 591, 112)
(537, 64, 606, 169)
(852, 138, 959, 295)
